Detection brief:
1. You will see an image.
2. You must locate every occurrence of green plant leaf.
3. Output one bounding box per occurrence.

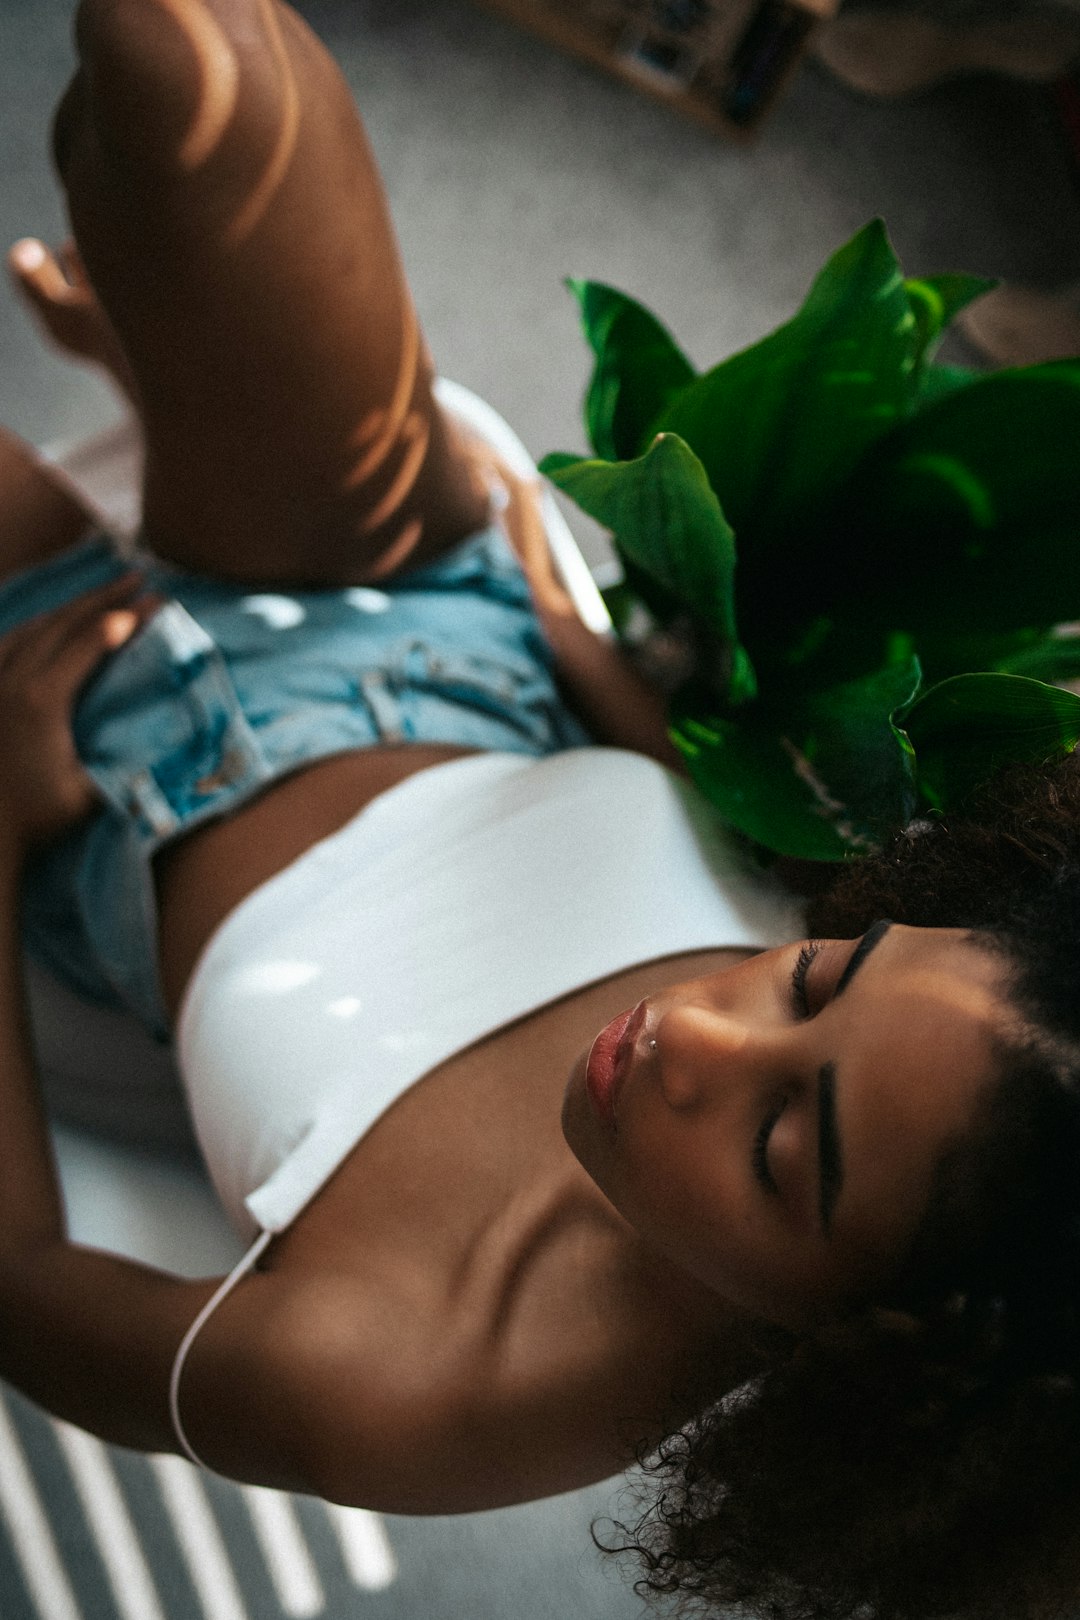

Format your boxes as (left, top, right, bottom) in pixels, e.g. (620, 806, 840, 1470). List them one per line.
(993, 628, 1080, 685)
(652, 220, 920, 546)
(541, 431, 741, 639)
(903, 672, 1080, 810)
(568, 280, 696, 461)
(898, 623, 1054, 686)
(904, 273, 996, 380)
(597, 575, 640, 636)
(547, 229, 1080, 860)
(670, 657, 921, 860)
(829, 364, 1080, 642)
(916, 361, 981, 408)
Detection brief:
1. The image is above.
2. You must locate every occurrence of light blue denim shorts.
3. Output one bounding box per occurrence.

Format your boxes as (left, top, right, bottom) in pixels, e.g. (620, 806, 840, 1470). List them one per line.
(6, 526, 590, 1038)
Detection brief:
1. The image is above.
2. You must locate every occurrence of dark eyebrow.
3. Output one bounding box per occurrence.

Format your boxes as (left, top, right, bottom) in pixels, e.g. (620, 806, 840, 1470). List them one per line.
(834, 918, 892, 999)
(818, 1062, 843, 1234)
(818, 922, 890, 1232)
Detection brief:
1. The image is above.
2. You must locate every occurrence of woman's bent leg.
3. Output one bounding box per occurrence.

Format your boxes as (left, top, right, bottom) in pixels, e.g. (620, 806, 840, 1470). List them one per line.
(57, 0, 489, 586)
(0, 429, 94, 583)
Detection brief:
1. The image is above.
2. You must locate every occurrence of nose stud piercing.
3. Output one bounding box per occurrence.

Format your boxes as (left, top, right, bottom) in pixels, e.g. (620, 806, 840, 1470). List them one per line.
(648, 1038, 657, 1051)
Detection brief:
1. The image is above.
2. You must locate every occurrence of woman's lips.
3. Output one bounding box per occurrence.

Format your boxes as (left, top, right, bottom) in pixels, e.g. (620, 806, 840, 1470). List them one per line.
(586, 1000, 647, 1126)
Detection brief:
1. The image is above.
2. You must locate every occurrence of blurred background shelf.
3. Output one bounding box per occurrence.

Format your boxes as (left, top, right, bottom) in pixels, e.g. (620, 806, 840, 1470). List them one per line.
(470, 0, 840, 134)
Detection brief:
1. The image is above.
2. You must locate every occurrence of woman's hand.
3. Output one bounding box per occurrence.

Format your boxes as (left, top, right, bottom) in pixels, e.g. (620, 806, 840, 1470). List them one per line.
(459, 433, 577, 621)
(460, 435, 682, 768)
(0, 575, 159, 856)
(8, 239, 138, 404)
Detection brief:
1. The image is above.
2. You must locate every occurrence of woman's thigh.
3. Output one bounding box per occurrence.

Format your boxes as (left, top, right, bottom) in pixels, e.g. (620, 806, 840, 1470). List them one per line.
(56, 0, 489, 586)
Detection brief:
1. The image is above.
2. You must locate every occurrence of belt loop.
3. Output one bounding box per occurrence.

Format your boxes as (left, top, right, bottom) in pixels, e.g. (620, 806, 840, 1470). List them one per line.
(358, 668, 405, 744)
(127, 768, 183, 840)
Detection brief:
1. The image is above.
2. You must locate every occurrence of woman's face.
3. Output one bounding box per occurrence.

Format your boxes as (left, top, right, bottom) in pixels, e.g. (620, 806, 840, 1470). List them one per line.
(562, 923, 1010, 1328)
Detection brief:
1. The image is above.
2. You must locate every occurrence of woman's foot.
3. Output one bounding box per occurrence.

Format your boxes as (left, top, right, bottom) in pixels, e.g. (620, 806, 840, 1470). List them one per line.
(956, 282, 1080, 366)
(813, 10, 1080, 100)
(7, 237, 137, 402)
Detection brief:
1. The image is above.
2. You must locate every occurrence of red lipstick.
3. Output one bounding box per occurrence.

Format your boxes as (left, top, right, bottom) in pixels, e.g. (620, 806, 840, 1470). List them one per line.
(586, 1000, 647, 1126)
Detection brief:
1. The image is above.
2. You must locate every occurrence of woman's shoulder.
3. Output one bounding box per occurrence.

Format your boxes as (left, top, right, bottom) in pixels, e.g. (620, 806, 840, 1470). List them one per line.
(235, 1069, 760, 1513)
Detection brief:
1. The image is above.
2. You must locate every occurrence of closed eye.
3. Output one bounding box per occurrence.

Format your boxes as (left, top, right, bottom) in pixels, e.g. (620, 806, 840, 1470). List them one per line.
(752, 1094, 788, 1193)
(790, 940, 821, 1018)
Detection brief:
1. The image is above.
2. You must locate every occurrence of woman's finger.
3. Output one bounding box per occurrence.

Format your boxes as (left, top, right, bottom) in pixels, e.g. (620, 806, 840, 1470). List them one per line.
(58, 240, 90, 293)
(0, 573, 146, 670)
(9, 238, 80, 307)
(48, 595, 160, 696)
(47, 575, 148, 657)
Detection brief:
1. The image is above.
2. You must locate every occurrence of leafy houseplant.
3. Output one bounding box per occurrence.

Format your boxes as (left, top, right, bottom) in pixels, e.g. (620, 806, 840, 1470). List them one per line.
(540, 221, 1080, 861)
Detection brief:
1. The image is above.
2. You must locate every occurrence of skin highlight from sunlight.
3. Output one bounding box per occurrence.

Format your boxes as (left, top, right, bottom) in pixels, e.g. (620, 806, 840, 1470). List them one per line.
(360, 413, 430, 536)
(910, 960, 1008, 1025)
(366, 518, 424, 579)
(344, 298, 422, 491)
(151, 0, 240, 171)
(224, 0, 301, 243)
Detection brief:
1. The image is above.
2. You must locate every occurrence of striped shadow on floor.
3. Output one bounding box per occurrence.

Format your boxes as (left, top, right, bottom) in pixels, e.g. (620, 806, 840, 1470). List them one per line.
(0, 1387, 396, 1620)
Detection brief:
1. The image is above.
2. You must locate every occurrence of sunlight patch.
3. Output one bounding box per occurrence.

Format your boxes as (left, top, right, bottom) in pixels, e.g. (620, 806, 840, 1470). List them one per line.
(326, 996, 363, 1020)
(240, 594, 306, 630)
(344, 587, 392, 614)
(235, 960, 321, 995)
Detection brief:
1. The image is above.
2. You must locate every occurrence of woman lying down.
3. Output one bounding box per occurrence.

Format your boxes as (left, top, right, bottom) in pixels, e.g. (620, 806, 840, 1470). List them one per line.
(4, 3, 1080, 1617)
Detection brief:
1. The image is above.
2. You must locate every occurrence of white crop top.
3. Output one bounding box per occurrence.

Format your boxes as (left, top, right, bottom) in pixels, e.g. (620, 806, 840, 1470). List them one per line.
(169, 747, 804, 1465)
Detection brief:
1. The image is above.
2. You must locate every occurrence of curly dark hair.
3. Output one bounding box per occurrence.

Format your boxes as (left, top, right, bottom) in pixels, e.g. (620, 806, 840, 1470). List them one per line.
(608, 753, 1080, 1620)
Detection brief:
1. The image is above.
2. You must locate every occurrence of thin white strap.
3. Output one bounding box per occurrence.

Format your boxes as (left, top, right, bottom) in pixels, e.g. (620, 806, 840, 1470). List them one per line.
(168, 1229, 274, 1470)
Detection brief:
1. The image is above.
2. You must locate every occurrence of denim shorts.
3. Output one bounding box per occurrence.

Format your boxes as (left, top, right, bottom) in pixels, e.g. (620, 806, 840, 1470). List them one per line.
(6, 527, 590, 1038)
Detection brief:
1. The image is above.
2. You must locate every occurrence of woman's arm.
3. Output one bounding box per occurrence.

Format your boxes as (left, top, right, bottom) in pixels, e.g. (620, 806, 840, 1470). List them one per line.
(0, 580, 222, 1451)
(0, 809, 213, 1449)
(478, 448, 682, 769)
(0, 586, 461, 1497)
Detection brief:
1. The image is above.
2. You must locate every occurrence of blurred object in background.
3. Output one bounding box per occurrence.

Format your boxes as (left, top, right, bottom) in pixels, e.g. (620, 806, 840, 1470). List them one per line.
(955, 280, 1080, 363)
(815, 2, 1080, 367)
(471, 0, 840, 135)
(814, 1, 1080, 98)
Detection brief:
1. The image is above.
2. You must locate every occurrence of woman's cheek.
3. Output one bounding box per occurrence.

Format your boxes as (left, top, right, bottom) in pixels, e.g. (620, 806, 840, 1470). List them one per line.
(647, 1141, 745, 1254)
(767, 1101, 815, 1230)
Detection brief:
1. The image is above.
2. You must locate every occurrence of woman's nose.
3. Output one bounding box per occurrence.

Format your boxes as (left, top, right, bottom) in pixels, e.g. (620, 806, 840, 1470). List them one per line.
(653, 1001, 754, 1111)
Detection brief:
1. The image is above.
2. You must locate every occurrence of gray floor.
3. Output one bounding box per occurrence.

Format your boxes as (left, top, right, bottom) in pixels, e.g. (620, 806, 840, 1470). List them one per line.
(2, 4, 1080, 1619)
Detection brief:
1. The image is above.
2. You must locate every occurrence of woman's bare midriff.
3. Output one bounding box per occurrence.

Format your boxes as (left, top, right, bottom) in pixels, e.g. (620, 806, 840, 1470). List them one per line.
(154, 742, 481, 1021)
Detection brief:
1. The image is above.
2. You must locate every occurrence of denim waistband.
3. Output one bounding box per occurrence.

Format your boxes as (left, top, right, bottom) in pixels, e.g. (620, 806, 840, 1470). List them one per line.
(9, 527, 590, 1035)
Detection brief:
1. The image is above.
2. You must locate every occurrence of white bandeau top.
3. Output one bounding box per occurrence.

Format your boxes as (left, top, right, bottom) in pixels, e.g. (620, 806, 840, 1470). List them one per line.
(177, 747, 804, 1240)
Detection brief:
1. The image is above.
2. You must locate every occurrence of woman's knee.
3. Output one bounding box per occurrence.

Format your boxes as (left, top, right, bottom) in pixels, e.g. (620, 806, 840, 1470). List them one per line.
(70, 0, 274, 174)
